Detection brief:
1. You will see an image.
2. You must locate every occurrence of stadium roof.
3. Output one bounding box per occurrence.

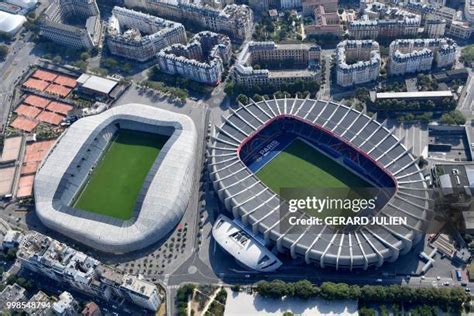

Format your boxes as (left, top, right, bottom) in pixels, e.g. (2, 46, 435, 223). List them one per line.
(0, 11, 25, 35)
(34, 104, 197, 253)
(77, 74, 118, 95)
(210, 98, 431, 270)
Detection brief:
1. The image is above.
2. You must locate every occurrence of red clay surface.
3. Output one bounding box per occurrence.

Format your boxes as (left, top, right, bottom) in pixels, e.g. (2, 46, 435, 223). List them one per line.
(23, 79, 49, 92)
(54, 75, 77, 88)
(10, 116, 39, 132)
(32, 69, 58, 82)
(18, 140, 55, 197)
(45, 84, 71, 97)
(47, 101, 73, 115)
(21, 140, 55, 175)
(20, 162, 39, 175)
(17, 175, 35, 198)
(36, 111, 64, 126)
(24, 95, 50, 109)
(14, 104, 41, 119)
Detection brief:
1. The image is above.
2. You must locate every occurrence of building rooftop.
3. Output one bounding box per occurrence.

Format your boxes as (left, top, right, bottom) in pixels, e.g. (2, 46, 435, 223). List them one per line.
(0, 284, 26, 308)
(122, 275, 158, 298)
(77, 74, 118, 95)
(376, 91, 453, 99)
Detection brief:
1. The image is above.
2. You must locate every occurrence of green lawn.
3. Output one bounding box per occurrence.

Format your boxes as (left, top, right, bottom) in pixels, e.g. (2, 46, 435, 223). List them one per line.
(256, 139, 374, 218)
(256, 138, 371, 193)
(73, 130, 169, 220)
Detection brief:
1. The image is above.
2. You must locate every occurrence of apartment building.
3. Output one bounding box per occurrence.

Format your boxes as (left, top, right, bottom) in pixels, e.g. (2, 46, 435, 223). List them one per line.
(336, 40, 381, 87)
(17, 232, 162, 311)
(125, 0, 253, 41)
(389, 38, 456, 75)
(232, 41, 321, 87)
(39, 0, 101, 49)
(157, 31, 232, 85)
(107, 6, 186, 62)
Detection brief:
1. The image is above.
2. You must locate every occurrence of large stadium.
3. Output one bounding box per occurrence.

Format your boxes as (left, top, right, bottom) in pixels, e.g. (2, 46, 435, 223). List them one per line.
(210, 98, 431, 270)
(34, 104, 197, 253)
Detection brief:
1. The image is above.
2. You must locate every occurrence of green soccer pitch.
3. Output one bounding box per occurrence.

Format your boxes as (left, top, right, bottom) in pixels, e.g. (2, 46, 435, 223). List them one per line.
(73, 130, 169, 220)
(256, 138, 371, 193)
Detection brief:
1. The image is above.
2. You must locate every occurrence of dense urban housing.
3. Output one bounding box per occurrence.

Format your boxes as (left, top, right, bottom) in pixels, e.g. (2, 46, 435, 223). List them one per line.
(106, 6, 187, 62)
(389, 38, 456, 75)
(39, 0, 101, 49)
(124, 0, 253, 41)
(232, 41, 321, 87)
(336, 40, 381, 87)
(157, 31, 232, 85)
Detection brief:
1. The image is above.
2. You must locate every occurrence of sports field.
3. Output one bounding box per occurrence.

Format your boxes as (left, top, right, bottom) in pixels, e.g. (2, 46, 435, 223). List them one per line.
(256, 138, 371, 193)
(73, 130, 169, 220)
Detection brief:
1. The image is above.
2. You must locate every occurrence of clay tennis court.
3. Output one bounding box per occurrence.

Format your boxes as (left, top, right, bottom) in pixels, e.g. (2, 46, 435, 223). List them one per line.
(14, 104, 41, 119)
(45, 84, 72, 97)
(54, 75, 77, 88)
(24, 95, 50, 108)
(17, 175, 35, 198)
(21, 140, 55, 175)
(32, 69, 58, 82)
(0, 136, 22, 162)
(0, 167, 16, 196)
(17, 140, 55, 197)
(23, 78, 49, 92)
(36, 111, 64, 125)
(10, 116, 39, 132)
(46, 101, 73, 115)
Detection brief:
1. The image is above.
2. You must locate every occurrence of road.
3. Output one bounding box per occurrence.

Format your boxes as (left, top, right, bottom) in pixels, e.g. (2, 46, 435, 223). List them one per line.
(457, 68, 474, 115)
(0, 33, 39, 131)
(317, 49, 334, 100)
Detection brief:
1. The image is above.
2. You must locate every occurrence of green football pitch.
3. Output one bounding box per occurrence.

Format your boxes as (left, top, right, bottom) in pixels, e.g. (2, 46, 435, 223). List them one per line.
(73, 130, 169, 220)
(256, 138, 371, 193)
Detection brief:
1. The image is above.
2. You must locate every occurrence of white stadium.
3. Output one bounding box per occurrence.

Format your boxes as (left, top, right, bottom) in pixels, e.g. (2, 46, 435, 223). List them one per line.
(0, 11, 26, 35)
(34, 104, 197, 253)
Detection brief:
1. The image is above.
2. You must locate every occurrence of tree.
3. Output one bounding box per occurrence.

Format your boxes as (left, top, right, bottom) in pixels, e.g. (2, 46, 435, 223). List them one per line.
(52, 55, 62, 64)
(294, 280, 318, 299)
(231, 284, 241, 292)
(256, 280, 293, 298)
(237, 94, 249, 105)
(0, 45, 8, 60)
(103, 57, 118, 69)
(461, 45, 474, 66)
(80, 52, 91, 61)
(224, 82, 235, 96)
(6, 247, 17, 260)
(359, 307, 376, 316)
(440, 110, 466, 125)
(253, 94, 263, 102)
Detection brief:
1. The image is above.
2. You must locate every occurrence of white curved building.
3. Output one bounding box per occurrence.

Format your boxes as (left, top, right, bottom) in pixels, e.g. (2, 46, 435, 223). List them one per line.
(213, 215, 282, 272)
(34, 104, 197, 253)
(0, 11, 26, 35)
